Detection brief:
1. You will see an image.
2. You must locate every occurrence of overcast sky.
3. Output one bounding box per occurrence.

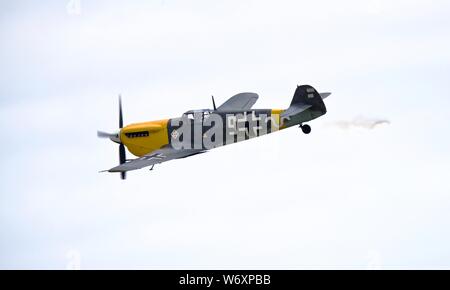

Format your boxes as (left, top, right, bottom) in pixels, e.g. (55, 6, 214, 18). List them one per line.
(1, 0, 450, 269)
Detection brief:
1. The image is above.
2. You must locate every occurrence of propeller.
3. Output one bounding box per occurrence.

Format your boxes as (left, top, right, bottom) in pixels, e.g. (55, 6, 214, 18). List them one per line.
(97, 131, 116, 139)
(98, 94, 127, 180)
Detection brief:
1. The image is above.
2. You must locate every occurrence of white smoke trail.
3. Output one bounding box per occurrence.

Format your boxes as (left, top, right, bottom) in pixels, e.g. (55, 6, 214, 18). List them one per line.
(330, 116, 390, 130)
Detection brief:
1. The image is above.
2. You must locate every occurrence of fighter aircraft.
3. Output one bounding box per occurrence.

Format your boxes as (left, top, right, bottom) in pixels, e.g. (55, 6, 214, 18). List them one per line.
(98, 85, 331, 179)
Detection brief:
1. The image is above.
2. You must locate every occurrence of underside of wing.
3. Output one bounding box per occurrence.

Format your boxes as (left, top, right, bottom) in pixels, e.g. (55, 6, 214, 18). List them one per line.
(108, 148, 206, 172)
(217, 92, 259, 111)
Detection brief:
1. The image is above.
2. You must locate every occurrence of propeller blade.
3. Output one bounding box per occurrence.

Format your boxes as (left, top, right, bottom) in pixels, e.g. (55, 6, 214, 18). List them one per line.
(119, 143, 126, 164)
(120, 171, 126, 180)
(119, 94, 123, 129)
(97, 131, 114, 138)
(119, 143, 127, 180)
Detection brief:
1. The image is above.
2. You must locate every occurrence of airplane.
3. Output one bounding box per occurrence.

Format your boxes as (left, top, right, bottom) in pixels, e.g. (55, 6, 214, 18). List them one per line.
(98, 85, 331, 179)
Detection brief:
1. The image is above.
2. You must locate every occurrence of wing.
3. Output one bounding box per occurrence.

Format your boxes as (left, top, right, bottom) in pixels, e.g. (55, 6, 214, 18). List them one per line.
(217, 92, 258, 111)
(107, 147, 206, 172)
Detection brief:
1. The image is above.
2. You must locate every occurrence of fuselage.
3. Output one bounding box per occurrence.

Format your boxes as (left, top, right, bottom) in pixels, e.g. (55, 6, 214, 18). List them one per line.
(120, 107, 325, 157)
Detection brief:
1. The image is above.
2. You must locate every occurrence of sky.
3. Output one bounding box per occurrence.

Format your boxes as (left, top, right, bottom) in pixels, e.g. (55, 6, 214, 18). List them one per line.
(1, 0, 450, 269)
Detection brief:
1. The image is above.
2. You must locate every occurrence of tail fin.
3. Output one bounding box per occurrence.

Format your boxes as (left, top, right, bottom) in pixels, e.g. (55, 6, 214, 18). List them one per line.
(290, 85, 327, 114)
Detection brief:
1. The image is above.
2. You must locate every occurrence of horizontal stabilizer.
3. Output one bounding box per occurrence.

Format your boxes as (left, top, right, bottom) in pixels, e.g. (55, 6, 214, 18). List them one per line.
(281, 103, 311, 119)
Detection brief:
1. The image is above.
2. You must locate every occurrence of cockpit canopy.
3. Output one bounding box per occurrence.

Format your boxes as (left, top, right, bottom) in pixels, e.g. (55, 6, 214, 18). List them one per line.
(182, 109, 214, 120)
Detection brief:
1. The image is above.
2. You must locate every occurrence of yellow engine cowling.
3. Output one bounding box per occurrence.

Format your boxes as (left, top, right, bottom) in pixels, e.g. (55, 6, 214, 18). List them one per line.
(120, 119, 169, 157)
